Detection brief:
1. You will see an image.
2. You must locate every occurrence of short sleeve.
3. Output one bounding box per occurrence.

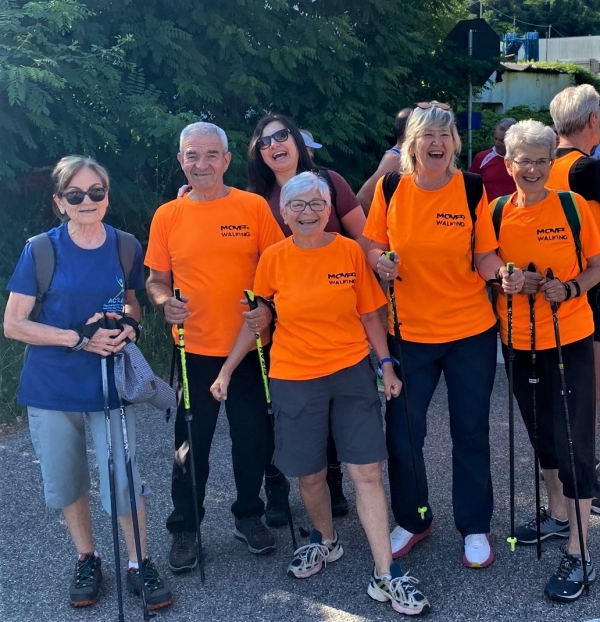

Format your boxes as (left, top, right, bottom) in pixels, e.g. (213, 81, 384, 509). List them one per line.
(256, 197, 285, 253)
(328, 170, 360, 219)
(576, 193, 600, 260)
(253, 250, 276, 300)
(145, 205, 172, 272)
(473, 186, 498, 254)
(362, 176, 390, 245)
(570, 158, 600, 203)
(6, 242, 38, 297)
(354, 244, 387, 314)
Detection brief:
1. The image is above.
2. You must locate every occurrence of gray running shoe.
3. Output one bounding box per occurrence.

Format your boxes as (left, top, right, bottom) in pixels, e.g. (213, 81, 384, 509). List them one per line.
(544, 551, 596, 602)
(514, 507, 569, 544)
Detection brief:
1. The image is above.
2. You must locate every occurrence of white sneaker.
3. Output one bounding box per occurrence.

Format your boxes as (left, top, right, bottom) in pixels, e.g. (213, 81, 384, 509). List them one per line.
(463, 533, 494, 568)
(390, 524, 432, 559)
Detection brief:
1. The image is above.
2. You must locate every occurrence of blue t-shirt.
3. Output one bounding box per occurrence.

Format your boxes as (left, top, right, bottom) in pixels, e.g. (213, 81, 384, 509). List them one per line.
(7, 223, 145, 411)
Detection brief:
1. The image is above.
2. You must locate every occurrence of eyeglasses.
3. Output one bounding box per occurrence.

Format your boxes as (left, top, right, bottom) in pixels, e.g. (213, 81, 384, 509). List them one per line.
(257, 128, 291, 150)
(415, 101, 452, 111)
(511, 158, 553, 169)
(59, 187, 107, 205)
(286, 199, 328, 212)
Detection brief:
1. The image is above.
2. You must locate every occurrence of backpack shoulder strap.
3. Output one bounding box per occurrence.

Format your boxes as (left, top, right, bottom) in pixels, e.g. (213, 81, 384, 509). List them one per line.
(382, 171, 401, 211)
(491, 195, 512, 240)
(28, 232, 55, 321)
(115, 229, 137, 289)
(557, 190, 583, 272)
(462, 172, 484, 270)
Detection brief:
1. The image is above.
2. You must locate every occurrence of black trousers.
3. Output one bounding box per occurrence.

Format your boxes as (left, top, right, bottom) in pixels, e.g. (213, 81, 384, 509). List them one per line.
(503, 335, 596, 499)
(166, 350, 267, 533)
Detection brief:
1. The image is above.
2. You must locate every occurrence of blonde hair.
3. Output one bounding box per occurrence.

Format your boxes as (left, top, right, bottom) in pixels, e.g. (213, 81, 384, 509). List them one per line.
(400, 106, 461, 177)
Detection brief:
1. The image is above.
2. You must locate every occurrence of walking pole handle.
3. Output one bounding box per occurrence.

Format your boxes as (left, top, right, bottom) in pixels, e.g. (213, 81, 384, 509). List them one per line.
(545, 268, 559, 313)
(506, 262, 514, 276)
(244, 289, 259, 312)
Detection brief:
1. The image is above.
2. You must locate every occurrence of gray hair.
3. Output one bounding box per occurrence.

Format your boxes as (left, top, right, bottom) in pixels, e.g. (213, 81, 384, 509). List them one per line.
(179, 122, 228, 152)
(400, 105, 461, 176)
(280, 171, 331, 210)
(550, 84, 600, 137)
(503, 119, 557, 160)
(496, 117, 518, 132)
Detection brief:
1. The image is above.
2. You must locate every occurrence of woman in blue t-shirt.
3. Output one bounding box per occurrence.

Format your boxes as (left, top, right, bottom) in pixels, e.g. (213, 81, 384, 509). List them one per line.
(3, 156, 172, 611)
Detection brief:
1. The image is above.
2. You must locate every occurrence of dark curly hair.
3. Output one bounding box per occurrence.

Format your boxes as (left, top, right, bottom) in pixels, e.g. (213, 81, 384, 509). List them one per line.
(247, 114, 316, 198)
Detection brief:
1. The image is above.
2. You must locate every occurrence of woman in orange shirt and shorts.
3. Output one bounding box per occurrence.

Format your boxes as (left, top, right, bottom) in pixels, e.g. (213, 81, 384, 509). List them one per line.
(211, 171, 430, 616)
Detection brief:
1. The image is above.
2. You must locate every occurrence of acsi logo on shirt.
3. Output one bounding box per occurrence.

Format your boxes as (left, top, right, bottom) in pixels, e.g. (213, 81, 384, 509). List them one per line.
(328, 272, 356, 285)
(103, 275, 125, 314)
(537, 227, 567, 242)
(436, 213, 466, 227)
(221, 224, 250, 237)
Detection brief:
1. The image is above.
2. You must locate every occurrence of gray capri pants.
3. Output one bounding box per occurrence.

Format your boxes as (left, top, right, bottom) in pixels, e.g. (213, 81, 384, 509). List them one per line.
(28, 406, 143, 515)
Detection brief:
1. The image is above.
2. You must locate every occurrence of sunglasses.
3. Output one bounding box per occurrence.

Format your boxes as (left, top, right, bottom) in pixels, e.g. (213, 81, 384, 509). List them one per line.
(415, 101, 452, 111)
(59, 187, 107, 205)
(258, 128, 291, 150)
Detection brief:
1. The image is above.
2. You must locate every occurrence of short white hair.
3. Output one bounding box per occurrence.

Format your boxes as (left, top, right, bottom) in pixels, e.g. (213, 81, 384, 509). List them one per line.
(280, 171, 330, 209)
(504, 119, 556, 160)
(550, 84, 600, 137)
(179, 122, 228, 153)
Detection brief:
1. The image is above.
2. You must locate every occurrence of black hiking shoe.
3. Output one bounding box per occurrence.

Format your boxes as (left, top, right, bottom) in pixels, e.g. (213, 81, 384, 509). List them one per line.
(168, 531, 198, 574)
(265, 473, 291, 527)
(544, 550, 596, 602)
(327, 464, 349, 517)
(514, 507, 569, 544)
(69, 554, 102, 607)
(234, 516, 276, 555)
(127, 558, 173, 610)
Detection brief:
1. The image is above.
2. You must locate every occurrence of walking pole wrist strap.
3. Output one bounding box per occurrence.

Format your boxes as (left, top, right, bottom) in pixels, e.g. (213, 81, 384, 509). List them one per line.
(71, 319, 103, 352)
(255, 295, 277, 321)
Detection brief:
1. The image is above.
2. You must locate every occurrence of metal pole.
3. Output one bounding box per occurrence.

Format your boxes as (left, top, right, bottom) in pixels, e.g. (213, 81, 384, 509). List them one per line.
(480, 0, 483, 18)
(468, 29, 474, 168)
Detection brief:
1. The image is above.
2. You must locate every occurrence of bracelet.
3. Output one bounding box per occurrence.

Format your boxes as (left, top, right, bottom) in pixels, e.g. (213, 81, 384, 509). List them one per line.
(571, 280, 581, 298)
(380, 357, 394, 366)
(563, 280, 572, 301)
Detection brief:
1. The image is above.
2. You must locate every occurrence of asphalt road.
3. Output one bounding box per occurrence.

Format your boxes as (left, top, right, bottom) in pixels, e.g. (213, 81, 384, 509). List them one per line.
(1, 360, 599, 622)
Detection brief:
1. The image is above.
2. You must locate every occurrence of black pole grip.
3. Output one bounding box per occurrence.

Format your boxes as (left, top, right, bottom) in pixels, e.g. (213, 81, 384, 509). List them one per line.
(244, 289, 258, 311)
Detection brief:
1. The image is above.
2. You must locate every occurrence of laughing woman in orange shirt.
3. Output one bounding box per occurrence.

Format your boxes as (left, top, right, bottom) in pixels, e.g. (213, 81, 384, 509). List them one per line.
(364, 103, 523, 570)
(494, 119, 600, 602)
(211, 171, 430, 617)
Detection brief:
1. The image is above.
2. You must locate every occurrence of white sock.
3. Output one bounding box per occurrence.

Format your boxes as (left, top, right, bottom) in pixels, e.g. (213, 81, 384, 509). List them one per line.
(128, 560, 139, 570)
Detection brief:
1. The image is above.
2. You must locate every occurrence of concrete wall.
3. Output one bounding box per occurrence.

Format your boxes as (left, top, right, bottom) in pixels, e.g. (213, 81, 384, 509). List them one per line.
(538, 36, 600, 62)
(477, 71, 573, 111)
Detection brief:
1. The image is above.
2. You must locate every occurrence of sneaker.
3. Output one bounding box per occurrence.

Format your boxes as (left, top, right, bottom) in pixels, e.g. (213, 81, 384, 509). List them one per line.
(327, 465, 349, 517)
(390, 523, 433, 559)
(287, 528, 344, 578)
(544, 550, 596, 602)
(126, 558, 173, 611)
(234, 516, 276, 555)
(168, 531, 198, 574)
(463, 533, 494, 568)
(367, 560, 431, 616)
(265, 473, 291, 527)
(69, 554, 102, 607)
(592, 479, 600, 516)
(514, 507, 569, 544)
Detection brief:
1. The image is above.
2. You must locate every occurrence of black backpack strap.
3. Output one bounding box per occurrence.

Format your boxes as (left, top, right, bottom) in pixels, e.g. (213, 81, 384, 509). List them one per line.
(383, 171, 401, 211)
(462, 172, 484, 271)
(557, 191, 583, 273)
(28, 233, 55, 321)
(491, 195, 512, 240)
(115, 229, 137, 289)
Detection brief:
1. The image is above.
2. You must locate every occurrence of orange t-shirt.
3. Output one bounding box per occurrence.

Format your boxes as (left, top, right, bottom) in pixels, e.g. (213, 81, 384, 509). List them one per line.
(546, 150, 600, 232)
(253, 234, 386, 380)
(363, 172, 497, 343)
(145, 188, 284, 356)
(493, 190, 600, 350)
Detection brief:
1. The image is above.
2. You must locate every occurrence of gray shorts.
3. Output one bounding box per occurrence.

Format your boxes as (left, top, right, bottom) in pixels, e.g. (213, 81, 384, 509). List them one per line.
(28, 406, 143, 515)
(270, 356, 387, 477)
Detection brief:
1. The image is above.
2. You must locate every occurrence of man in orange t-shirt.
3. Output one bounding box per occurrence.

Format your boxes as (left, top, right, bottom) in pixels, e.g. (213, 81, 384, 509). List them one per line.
(146, 122, 284, 573)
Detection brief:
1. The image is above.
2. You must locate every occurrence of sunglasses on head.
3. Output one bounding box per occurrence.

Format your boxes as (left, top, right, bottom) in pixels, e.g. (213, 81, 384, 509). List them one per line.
(258, 128, 291, 150)
(59, 187, 107, 205)
(415, 101, 452, 111)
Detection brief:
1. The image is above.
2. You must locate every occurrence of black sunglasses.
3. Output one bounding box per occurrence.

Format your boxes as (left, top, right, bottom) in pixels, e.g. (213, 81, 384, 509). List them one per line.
(415, 101, 452, 111)
(59, 187, 107, 205)
(258, 128, 291, 150)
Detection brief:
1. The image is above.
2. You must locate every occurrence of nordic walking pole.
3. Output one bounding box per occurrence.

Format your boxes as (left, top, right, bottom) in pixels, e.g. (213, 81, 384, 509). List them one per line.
(505, 262, 517, 552)
(101, 352, 126, 622)
(104, 317, 154, 620)
(384, 251, 427, 521)
(244, 290, 298, 550)
(174, 288, 206, 584)
(527, 262, 542, 560)
(166, 343, 177, 422)
(545, 268, 589, 591)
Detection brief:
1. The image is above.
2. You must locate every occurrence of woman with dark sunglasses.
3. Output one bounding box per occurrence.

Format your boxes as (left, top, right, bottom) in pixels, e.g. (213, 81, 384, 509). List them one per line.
(4, 155, 172, 610)
(247, 114, 368, 527)
(364, 102, 523, 570)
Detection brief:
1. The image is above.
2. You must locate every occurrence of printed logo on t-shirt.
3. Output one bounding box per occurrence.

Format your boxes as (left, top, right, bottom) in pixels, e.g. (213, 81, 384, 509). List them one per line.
(103, 276, 125, 313)
(221, 224, 250, 237)
(436, 212, 466, 227)
(328, 271, 356, 285)
(537, 227, 568, 242)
